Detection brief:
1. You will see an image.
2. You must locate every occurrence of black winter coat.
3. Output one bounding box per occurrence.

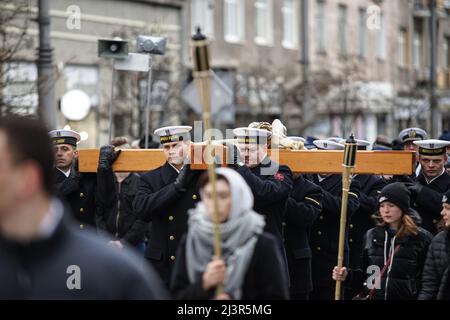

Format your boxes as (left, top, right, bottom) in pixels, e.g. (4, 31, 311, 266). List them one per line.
(348, 175, 386, 268)
(53, 168, 97, 230)
(0, 207, 168, 299)
(308, 174, 360, 289)
(419, 230, 450, 300)
(346, 226, 432, 300)
(133, 162, 200, 285)
(414, 172, 450, 234)
(170, 232, 289, 300)
(284, 175, 323, 296)
(235, 157, 293, 244)
(96, 167, 146, 246)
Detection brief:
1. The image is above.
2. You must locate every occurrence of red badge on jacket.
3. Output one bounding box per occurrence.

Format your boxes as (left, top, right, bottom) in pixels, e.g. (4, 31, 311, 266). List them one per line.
(274, 173, 285, 181)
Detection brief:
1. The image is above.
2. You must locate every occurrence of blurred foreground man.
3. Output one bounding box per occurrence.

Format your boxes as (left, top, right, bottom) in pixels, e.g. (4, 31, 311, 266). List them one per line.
(0, 116, 167, 299)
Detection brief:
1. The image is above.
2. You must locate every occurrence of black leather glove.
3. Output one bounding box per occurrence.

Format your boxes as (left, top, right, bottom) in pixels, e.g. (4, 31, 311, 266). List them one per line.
(174, 164, 194, 192)
(396, 174, 416, 184)
(98, 145, 121, 169)
(406, 182, 423, 199)
(69, 158, 81, 182)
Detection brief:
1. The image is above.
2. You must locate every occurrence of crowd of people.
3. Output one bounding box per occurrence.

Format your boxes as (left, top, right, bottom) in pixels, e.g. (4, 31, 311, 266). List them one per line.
(0, 115, 449, 300)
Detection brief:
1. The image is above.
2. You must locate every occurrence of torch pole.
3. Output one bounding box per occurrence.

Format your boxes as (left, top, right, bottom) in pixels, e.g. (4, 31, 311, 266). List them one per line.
(191, 28, 223, 296)
(335, 134, 357, 300)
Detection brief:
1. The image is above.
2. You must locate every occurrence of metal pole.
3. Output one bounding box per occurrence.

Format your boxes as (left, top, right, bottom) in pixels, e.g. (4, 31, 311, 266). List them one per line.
(145, 56, 153, 149)
(108, 61, 116, 143)
(430, 0, 441, 137)
(300, 0, 309, 84)
(300, 0, 310, 131)
(37, 0, 56, 129)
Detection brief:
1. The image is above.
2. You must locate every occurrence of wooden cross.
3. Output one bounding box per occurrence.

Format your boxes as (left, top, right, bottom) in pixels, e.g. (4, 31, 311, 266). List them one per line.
(78, 144, 414, 175)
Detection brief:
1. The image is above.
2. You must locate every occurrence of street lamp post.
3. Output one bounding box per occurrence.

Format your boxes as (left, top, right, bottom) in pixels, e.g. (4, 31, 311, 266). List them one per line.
(37, 0, 57, 129)
(430, 0, 441, 137)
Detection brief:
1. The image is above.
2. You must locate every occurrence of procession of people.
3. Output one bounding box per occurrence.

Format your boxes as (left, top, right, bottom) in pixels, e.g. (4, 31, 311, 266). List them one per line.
(1, 113, 450, 301)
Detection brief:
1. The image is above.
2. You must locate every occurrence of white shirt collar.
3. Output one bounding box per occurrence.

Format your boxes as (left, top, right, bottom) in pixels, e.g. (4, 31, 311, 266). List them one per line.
(415, 163, 422, 177)
(169, 163, 181, 174)
(57, 167, 71, 178)
(38, 198, 64, 239)
(317, 174, 328, 182)
(424, 168, 446, 185)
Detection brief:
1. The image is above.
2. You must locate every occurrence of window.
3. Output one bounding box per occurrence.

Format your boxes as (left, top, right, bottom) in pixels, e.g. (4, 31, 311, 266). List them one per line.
(443, 36, 449, 69)
(398, 29, 407, 67)
(64, 65, 100, 107)
(282, 0, 298, 48)
(2, 62, 37, 115)
(224, 0, 245, 43)
(413, 30, 422, 69)
(191, 0, 214, 37)
(316, 0, 326, 53)
(358, 8, 368, 58)
(376, 14, 386, 59)
(338, 4, 347, 56)
(255, 0, 274, 45)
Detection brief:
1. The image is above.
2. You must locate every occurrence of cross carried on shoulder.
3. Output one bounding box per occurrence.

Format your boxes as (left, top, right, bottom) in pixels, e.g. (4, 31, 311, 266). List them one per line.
(78, 144, 414, 175)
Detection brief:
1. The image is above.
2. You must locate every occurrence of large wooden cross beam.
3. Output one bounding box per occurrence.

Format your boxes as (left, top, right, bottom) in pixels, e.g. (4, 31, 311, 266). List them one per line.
(78, 145, 414, 175)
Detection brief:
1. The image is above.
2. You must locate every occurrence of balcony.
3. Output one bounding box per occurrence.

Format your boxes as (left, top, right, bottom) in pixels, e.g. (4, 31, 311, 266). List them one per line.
(414, 0, 449, 17)
(414, 0, 431, 16)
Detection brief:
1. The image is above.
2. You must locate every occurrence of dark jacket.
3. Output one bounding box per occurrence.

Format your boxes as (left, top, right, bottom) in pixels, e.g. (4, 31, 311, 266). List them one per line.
(308, 174, 360, 289)
(53, 168, 97, 230)
(0, 206, 168, 299)
(419, 230, 450, 300)
(235, 157, 293, 243)
(284, 175, 323, 296)
(346, 226, 432, 300)
(96, 167, 146, 246)
(414, 172, 450, 234)
(170, 232, 289, 300)
(133, 162, 200, 285)
(348, 175, 386, 268)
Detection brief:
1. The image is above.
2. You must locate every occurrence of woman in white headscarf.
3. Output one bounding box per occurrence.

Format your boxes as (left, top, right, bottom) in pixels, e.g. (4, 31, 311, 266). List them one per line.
(170, 167, 289, 300)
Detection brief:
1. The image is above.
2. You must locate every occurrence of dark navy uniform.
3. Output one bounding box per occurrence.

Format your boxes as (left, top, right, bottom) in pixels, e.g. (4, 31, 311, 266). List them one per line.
(53, 168, 97, 230)
(235, 157, 293, 243)
(411, 139, 450, 234)
(414, 171, 450, 234)
(284, 175, 323, 299)
(50, 129, 98, 231)
(133, 162, 200, 285)
(308, 174, 360, 300)
(348, 174, 385, 268)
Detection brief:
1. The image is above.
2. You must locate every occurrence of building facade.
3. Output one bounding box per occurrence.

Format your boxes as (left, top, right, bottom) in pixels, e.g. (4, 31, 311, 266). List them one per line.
(2, 0, 185, 147)
(184, 0, 450, 142)
(3, 0, 450, 145)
